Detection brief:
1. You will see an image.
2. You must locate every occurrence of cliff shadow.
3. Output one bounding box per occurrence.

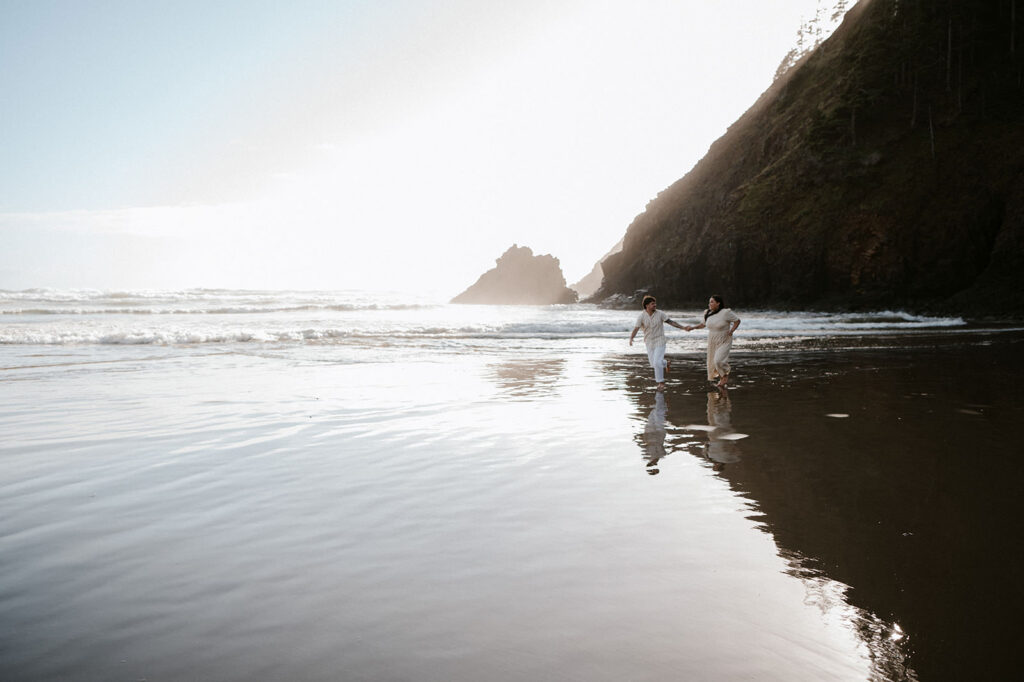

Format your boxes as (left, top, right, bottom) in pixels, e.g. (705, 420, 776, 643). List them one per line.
(602, 339, 1024, 681)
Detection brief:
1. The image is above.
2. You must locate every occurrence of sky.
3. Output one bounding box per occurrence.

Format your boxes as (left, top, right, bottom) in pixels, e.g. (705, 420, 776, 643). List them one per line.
(0, 0, 844, 297)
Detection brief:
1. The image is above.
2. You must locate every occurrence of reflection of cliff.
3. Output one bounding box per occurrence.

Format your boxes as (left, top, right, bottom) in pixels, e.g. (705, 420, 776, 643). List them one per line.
(611, 344, 1024, 681)
(452, 245, 577, 305)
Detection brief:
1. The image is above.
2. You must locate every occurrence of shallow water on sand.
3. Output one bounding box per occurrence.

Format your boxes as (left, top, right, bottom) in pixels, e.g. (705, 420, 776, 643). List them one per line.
(2, 304, 1022, 680)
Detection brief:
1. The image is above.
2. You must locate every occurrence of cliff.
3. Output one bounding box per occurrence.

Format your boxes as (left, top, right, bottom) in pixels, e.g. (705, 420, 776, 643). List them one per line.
(595, 0, 1024, 314)
(570, 239, 623, 299)
(452, 245, 578, 305)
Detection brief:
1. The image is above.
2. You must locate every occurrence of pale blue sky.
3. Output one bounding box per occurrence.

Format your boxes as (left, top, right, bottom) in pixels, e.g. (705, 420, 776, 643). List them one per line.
(1, 0, 842, 294)
(1, 0, 391, 209)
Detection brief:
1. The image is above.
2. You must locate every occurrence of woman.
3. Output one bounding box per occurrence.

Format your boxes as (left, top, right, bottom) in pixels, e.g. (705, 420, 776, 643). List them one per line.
(629, 295, 687, 389)
(686, 295, 741, 388)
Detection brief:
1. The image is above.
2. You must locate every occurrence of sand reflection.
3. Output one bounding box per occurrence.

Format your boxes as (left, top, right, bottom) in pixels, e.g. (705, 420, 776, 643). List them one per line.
(676, 389, 748, 472)
(702, 389, 745, 471)
(486, 358, 566, 398)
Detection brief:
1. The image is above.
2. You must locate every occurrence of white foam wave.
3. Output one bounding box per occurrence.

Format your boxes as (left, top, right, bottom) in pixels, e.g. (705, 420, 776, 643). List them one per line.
(493, 321, 627, 335)
(0, 290, 980, 348)
(0, 287, 440, 310)
(747, 310, 965, 330)
(1, 329, 278, 345)
(1, 303, 437, 315)
(0, 325, 616, 345)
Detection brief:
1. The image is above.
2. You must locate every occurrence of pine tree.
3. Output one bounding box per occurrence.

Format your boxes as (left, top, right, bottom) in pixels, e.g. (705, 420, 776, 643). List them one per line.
(774, 1, 851, 81)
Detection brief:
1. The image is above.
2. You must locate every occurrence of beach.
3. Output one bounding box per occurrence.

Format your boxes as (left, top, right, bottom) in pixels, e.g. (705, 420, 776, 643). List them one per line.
(2, 290, 1022, 681)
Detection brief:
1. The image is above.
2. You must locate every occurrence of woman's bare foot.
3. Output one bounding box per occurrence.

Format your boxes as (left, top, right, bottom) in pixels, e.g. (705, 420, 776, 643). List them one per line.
(717, 375, 729, 388)
(656, 382, 665, 391)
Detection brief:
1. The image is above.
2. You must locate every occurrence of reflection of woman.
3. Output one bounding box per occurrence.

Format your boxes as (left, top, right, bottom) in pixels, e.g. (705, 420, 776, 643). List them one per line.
(686, 295, 741, 388)
(629, 295, 686, 389)
(704, 390, 740, 470)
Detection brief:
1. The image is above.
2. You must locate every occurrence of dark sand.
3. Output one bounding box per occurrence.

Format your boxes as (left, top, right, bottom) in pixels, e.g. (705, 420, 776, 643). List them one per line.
(617, 330, 1024, 681)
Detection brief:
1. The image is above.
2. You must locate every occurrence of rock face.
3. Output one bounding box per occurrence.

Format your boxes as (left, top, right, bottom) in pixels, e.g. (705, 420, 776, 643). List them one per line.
(594, 0, 1024, 314)
(570, 239, 623, 299)
(452, 245, 578, 305)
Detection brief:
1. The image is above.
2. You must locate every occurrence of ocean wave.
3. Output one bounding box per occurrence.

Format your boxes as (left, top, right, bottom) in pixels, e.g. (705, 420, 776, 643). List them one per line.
(0, 327, 594, 345)
(0, 303, 440, 315)
(0, 325, 991, 347)
(0, 287, 436, 308)
(1, 330, 274, 345)
(750, 310, 965, 330)
(0, 288, 223, 303)
(0, 291, 976, 348)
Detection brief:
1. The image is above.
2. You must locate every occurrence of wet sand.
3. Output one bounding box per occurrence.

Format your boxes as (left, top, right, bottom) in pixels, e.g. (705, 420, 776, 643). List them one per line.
(1, 329, 1022, 681)
(623, 332, 1024, 681)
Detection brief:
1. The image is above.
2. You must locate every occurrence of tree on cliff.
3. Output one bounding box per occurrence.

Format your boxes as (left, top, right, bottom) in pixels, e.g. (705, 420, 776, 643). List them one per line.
(774, 0, 849, 81)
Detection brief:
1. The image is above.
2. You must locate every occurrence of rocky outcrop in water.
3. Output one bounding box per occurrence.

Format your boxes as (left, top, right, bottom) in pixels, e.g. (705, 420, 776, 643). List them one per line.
(452, 245, 578, 305)
(593, 0, 1024, 314)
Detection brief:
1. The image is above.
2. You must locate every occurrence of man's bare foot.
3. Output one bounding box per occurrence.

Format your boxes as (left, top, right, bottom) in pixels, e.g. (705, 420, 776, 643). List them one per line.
(656, 382, 665, 391)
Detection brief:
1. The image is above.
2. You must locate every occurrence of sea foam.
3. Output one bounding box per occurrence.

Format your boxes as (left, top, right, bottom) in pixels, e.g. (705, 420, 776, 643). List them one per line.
(0, 289, 979, 348)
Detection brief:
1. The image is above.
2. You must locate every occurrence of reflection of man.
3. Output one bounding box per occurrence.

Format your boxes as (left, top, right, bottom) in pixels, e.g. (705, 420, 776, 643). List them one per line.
(642, 391, 668, 474)
(704, 390, 741, 471)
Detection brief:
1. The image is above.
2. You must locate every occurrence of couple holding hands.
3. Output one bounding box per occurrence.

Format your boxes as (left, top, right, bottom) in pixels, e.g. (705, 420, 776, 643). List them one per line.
(628, 294, 740, 390)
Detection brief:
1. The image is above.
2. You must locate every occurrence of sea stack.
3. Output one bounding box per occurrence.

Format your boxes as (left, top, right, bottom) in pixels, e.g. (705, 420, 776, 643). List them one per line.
(452, 245, 578, 305)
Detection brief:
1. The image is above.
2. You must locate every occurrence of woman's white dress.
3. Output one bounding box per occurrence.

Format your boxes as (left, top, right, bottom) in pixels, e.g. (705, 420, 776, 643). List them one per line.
(704, 308, 740, 381)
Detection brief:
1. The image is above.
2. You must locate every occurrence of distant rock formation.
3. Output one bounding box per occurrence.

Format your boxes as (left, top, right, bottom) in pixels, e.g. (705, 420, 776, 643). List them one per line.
(594, 0, 1024, 314)
(452, 245, 578, 305)
(570, 239, 623, 299)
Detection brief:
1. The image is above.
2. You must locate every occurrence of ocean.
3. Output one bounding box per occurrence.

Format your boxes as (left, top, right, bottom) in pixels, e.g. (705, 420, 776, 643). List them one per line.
(2, 288, 1022, 681)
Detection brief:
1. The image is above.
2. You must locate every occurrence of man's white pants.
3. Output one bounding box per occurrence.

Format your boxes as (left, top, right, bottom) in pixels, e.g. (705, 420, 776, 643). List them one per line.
(646, 343, 667, 383)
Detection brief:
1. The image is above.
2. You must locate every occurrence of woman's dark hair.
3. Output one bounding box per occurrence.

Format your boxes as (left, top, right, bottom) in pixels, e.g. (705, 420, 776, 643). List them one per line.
(704, 294, 725, 320)
(641, 295, 656, 309)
